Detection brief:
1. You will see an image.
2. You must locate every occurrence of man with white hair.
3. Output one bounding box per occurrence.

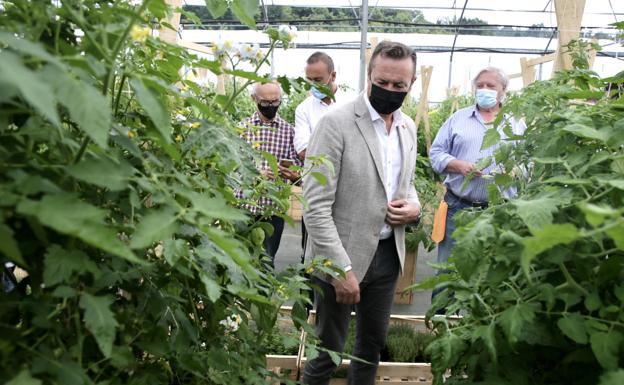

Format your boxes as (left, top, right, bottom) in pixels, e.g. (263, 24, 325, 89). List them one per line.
(236, 82, 301, 263)
(429, 66, 526, 298)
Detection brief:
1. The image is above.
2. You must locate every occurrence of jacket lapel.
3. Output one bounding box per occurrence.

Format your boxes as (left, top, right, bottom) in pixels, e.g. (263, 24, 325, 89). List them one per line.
(354, 95, 386, 188)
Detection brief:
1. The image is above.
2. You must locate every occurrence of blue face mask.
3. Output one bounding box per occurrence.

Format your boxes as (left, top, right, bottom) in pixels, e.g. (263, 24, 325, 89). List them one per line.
(311, 86, 327, 100)
(475, 88, 498, 108)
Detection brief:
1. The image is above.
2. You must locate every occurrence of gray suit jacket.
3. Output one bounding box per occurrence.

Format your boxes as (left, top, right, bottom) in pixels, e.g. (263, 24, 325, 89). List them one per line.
(303, 94, 420, 282)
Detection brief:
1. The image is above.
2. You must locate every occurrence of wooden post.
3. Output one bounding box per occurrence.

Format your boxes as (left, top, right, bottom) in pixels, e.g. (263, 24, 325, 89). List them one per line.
(553, 0, 586, 73)
(446, 85, 460, 113)
(365, 37, 379, 66)
(159, 0, 182, 44)
(519, 57, 536, 87)
(414, 65, 433, 152)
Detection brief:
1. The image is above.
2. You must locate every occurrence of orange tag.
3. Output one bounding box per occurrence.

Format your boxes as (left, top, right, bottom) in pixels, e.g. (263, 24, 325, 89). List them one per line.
(431, 200, 448, 244)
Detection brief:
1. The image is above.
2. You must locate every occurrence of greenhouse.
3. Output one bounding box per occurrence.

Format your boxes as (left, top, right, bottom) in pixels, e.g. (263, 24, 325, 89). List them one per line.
(1, 1, 623, 385)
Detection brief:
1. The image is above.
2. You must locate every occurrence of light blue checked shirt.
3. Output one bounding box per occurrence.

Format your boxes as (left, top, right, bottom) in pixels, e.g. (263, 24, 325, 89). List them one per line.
(429, 105, 526, 203)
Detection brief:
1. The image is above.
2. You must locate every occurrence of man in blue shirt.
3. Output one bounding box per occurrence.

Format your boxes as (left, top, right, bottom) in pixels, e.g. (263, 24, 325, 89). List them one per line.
(429, 67, 526, 297)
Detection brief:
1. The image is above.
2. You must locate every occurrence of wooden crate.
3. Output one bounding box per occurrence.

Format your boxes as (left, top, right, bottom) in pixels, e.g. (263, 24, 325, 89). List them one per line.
(266, 354, 299, 384)
(265, 306, 303, 383)
(394, 250, 418, 304)
(300, 311, 435, 384)
(298, 358, 432, 385)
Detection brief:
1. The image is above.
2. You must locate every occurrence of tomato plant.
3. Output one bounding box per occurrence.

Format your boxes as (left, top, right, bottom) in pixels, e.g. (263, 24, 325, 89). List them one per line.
(0, 1, 330, 384)
(423, 40, 624, 385)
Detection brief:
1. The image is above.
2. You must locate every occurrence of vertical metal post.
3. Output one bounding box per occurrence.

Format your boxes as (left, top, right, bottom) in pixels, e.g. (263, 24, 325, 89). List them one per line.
(358, 0, 369, 93)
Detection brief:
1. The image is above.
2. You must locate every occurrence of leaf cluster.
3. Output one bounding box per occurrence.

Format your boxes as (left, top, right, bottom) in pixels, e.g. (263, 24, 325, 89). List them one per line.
(0, 1, 314, 384)
(424, 43, 624, 385)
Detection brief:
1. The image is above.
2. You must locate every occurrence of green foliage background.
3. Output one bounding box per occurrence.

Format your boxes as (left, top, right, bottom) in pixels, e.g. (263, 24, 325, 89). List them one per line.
(0, 1, 329, 384)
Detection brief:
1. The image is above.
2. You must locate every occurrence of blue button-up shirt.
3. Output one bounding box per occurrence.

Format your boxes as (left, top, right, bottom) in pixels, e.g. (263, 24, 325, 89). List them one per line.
(429, 105, 526, 202)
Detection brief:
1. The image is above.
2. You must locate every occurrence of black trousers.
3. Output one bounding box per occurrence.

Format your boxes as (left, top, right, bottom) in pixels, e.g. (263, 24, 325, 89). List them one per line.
(257, 215, 284, 265)
(303, 236, 400, 385)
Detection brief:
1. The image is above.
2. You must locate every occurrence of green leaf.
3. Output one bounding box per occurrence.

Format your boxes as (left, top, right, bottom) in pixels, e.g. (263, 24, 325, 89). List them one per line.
(231, 0, 259, 29)
(584, 291, 602, 312)
(224, 69, 269, 83)
(51, 286, 77, 298)
(67, 156, 134, 191)
(473, 322, 497, 363)
(521, 224, 580, 277)
(604, 179, 624, 190)
(163, 239, 187, 266)
(5, 370, 42, 385)
(606, 223, 624, 249)
(129, 78, 172, 142)
(599, 370, 624, 385)
(0, 32, 63, 66)
(611, 158, 624, 174)
(44, 245, 98, 287)
(481, 128, 501, 150)
(563, 123, 609, 143)
(130, 208, 179, 249)
(512, 197, 559, 233)
(79, 293, 118, 357)
(0, 223, 25, 265)
(180, 191, 248, 221)
(16, 194, 142, 265)
(310, 171, 327, 185)
(499, 304, 536, 344)
(43, 65, 111, 148)
(578, 203, 618, 227)
(557, 313, 588, 344)
(200, 273, 222, 302)
(205, 0, 228, 18)
(0, 51, 59, 126)
(590, 331, 623, 370)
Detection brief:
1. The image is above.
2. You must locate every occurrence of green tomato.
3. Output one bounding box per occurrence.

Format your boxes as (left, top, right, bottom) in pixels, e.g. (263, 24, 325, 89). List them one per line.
(251, 227, 265, 246)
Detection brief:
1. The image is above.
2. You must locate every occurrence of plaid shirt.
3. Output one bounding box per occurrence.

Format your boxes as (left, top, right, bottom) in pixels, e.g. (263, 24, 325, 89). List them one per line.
(236, 111, 301, 215)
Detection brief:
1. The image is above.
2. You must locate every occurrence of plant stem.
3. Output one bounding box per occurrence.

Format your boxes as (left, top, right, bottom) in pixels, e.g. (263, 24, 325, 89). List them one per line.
(223, 40, 277, 110)
(558, 262, 589, 297)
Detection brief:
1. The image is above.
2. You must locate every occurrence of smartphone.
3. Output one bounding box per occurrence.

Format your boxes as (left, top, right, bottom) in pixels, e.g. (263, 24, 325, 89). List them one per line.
(279, 159, 294, 167)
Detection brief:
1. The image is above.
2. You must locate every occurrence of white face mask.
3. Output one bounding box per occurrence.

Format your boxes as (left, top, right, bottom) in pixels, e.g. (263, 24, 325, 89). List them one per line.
(476, 88, 498, 108)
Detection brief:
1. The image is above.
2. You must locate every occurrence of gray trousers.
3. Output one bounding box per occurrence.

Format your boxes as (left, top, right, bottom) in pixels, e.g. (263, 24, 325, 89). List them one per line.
(302, 237, 400, 385)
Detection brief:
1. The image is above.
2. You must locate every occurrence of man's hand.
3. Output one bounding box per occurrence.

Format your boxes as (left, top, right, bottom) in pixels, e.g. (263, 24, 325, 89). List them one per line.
(278, 165, 300, 182)
(297, 149, 306, 161)
(332, 271, 360, 304)
(386, 199, 421, 226)
(446, 159, 483, 177)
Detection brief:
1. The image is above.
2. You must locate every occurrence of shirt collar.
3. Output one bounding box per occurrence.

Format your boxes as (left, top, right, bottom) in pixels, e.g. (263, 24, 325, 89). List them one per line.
(363, 93, 403, 127)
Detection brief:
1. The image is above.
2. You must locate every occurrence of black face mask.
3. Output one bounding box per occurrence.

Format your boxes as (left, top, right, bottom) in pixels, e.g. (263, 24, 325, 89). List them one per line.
(368, 83, 408, 115)
(257, 104, 279, 120)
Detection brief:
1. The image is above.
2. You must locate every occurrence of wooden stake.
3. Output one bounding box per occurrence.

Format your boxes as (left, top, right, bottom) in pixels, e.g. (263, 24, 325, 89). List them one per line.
(553, 0, 586, 72)
(159, 0, 182, 44)
(414, 65, 433, 152)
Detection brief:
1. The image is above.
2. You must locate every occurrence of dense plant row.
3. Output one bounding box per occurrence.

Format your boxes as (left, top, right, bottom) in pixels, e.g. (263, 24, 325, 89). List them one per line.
(424, 41, 624, 385)
(0, 1, 332, 384)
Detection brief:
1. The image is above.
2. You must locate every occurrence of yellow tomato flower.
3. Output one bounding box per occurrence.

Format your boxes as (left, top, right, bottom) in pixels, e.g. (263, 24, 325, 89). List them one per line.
(190, 122, 201, 129)
(175, 134, 183, 142)
(127, 130, 137, 139)
(130, 25, 150, 43)
(323, 260, 333, 267)
(306, 266, 315, 274)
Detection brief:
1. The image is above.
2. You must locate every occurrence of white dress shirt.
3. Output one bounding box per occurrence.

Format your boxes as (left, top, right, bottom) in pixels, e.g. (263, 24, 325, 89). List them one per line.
(293, 90, 344, 154)
(364, 96, 404, 240)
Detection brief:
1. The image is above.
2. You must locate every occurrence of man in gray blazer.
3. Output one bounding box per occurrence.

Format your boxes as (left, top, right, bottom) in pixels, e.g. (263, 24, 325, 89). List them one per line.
(302, 41, 421, 385)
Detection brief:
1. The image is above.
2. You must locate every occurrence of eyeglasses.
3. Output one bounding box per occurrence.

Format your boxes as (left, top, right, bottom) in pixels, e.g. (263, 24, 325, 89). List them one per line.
(257, 99, 281, 107)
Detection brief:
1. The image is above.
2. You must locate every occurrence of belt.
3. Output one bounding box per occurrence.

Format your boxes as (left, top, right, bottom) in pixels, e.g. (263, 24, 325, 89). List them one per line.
(445, 190, 488, 209)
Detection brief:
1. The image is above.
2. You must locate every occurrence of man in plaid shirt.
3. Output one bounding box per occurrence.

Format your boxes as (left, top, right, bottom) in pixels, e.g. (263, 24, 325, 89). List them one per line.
(237, 82, 301, 263)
